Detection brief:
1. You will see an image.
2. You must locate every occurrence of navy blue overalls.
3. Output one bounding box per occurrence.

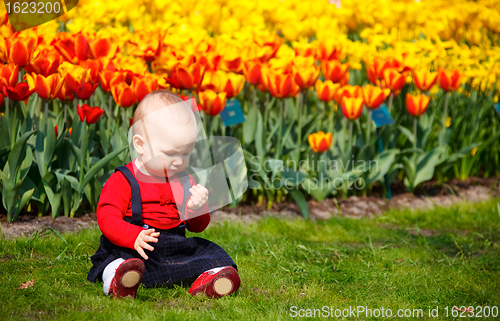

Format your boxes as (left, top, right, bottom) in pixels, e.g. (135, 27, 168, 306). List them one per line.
(87, 166, 238, 288)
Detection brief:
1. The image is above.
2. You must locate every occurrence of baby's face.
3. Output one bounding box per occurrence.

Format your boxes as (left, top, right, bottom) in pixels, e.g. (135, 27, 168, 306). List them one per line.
(134, 106, 198, 178)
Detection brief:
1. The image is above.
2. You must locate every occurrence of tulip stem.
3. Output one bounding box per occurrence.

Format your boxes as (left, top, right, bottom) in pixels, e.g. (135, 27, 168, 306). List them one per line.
(442, 91, 450, 128)
(275, 99, 283, 160)
(348, 121, 353, 150)
(366, 109, 372, 145)
(297, 95, 302, 171)
(63, 103, 67, 127)
(387, 92, 394, 112)
(413, 117, 418, 149)
(5, 97, 9, 122)
(44, 102, 48, 122)
(108, 95, 115, 120)
(73, 98, 77, 121)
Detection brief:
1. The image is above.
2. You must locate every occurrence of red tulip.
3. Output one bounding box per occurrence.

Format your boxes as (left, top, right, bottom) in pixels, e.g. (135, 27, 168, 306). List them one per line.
(2, 82, 37, 101)
(76, 81, 99, 100)
(77, 104, 105, 124)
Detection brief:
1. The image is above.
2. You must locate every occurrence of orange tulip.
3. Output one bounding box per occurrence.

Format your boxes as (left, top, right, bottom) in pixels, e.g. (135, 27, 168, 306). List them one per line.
(98, 70, 118, 93)
(267, 72, 300, 98)
(438, 68, 462, 92)
(128, 29, 163, 62)
(406, 93, 430, 118)
(222, 73, 245, 99)
(362, 84, 390, 109)
(6, 36, 36, 67)
(382, 68, 406, 95)
(316, 42, 342, 61)
(198, 70, 226, 92)
(254, 33, 281, 63)
(111, 82, 136, 107)
(413, 68, 438, 92)
(315, 80, 340, 102)
(25, 73, 64, 101)
(132, 75, 158, 103)
(366, 57, 392, 85)
(199, 90, 227, 116)
(78, 59, 103, 84)
(0, 63, 18, 89)
(166, 63, 205, 90)
(294, 62, 319, 89)
(223, 53, 242, 73)
(52, 32, 88, 64)
(322, 60, 350, 83)
(25, 50, 61, 77)
(308, 131, 333, 153)
(335, 85, 362, 105)
(341, 97, 364, 121)
(56, 84, 75, 103)
(69, 127, 73, 135)
(294, 43, 317, 59)
(54, 124, 59, 138)
(89, 37, 118, 60)
(243, 60, 262, 86)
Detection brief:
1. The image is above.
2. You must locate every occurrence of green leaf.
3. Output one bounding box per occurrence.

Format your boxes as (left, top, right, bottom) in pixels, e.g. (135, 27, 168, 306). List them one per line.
(7, 130, 35, 183)
(365, 149, 399, 185)
(414, 147, 445, 188)
(78, 146, 127, 193)
(289, 188, 309, 219)
(243, 105, 258, 144)
(64, 137, 82, 161)
(281, 167, 308, 187)
(35, 118, 56, 178)
(11, 187, 34, 223)
(398, 125, 415, 144)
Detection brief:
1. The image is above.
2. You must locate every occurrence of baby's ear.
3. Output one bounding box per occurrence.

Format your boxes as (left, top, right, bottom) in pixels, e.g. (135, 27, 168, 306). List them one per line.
(133, 135, 145, 154)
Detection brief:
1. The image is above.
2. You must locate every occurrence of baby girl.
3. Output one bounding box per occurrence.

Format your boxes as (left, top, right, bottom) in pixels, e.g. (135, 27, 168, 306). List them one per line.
(87, 89, 240, 299)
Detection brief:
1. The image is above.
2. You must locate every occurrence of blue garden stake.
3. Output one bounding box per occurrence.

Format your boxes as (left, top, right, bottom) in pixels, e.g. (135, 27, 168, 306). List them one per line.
(372, 104, 394, 200)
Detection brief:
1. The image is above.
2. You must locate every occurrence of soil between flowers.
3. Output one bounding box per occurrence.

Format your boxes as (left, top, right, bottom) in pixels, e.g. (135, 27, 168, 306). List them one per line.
(1, 178, 498, 240)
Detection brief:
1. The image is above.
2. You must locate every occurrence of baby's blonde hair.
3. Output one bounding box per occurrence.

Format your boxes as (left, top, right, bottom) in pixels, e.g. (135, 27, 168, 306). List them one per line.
(132, 89, 192, 139)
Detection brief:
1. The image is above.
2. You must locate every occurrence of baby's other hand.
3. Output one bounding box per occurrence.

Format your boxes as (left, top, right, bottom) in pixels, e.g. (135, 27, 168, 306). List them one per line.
(134, 229, 160, 260)
(187, 184, 209, 211)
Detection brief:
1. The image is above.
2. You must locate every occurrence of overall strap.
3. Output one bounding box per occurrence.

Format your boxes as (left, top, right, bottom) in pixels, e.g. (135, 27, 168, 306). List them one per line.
(177, 171, 193, 229)
(115, 166, 143, 227)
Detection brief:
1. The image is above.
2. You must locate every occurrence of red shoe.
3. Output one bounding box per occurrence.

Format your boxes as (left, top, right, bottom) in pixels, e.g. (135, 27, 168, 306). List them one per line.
(111, 258, 145, 299)
(188, 266, 241, 298)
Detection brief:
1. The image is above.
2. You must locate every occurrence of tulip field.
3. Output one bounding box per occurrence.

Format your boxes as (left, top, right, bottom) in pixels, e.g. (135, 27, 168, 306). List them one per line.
(0, 0, 499, 222)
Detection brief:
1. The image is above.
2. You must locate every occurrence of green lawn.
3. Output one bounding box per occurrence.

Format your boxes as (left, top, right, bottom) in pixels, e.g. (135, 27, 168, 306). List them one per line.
(1, 198, 500, 320)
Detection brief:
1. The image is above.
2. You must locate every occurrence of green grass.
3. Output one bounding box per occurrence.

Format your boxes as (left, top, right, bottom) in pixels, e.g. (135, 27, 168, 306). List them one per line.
(1, 198, 500, 320)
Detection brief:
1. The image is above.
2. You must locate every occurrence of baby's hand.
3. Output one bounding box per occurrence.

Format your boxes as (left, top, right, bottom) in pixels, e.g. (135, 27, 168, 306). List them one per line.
(187, 184, 209, 211)
(134, 228, 160, 260)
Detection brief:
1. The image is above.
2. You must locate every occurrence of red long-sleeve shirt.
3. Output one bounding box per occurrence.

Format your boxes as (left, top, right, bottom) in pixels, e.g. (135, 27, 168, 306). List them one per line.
(96, 159, 210, 249)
